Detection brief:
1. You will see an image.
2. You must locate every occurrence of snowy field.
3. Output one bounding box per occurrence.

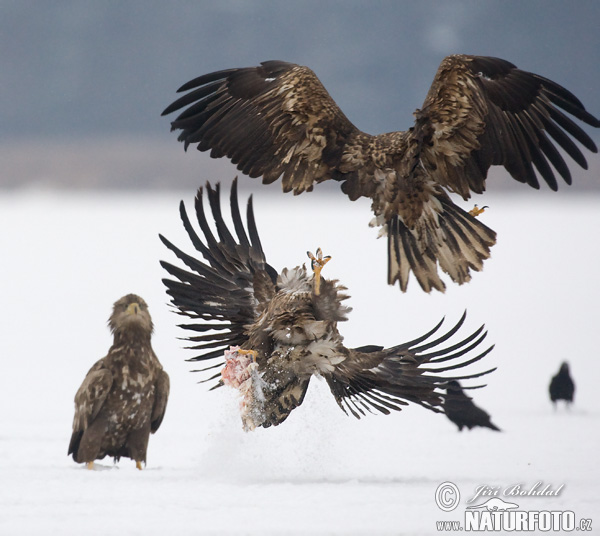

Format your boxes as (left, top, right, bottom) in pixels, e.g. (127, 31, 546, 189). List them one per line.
(0, 182, 599, 535)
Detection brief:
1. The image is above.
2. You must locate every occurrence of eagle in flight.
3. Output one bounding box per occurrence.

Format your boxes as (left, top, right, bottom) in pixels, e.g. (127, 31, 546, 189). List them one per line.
(162, 55, 600, 293)
(68, 294, 170, 469)
(160, 179, 495, 431)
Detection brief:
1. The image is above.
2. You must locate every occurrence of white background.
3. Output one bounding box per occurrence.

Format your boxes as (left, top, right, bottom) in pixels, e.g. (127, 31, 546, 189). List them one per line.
(1, 183, 598, 534)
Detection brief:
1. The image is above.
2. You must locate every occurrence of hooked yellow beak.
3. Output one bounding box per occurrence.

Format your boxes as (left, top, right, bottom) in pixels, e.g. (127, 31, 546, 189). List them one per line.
(126, 303, 140, 315)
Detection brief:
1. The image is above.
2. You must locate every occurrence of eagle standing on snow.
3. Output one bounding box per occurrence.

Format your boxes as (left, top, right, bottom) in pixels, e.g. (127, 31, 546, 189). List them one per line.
(160, 179, 495, 431)
(162, 55, 600, 293)
(68, 295, 170, 469)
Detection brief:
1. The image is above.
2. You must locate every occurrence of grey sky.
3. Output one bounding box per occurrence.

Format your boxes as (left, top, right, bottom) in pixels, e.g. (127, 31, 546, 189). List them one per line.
(1, 1, 598, 188)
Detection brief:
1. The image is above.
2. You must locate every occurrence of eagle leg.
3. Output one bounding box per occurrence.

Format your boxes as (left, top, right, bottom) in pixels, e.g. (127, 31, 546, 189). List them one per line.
(136, 461, 143, 471)
(307, 248, 331, 295)
(86, 461, 94, 470)
(468, 204, 489, 217)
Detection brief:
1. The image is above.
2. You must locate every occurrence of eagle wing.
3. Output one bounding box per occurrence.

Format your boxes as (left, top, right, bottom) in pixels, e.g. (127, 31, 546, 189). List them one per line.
(162, 61, 370, 195)
(151, 369, 170, 433)
(163, 56, 598, 201)
(413, 54, 600, 198)
(160, 178, 279, 385)
(71, 361, 113, 432)
(324, 312, 495, 418)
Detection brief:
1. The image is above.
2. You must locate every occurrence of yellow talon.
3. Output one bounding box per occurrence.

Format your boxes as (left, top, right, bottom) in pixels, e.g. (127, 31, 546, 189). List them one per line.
(307, 248, 331, 296)
(238, 349, 258, 362)
(469, 204, 489, 217)
(86, 461, 94, 470)
(136, 461, 143, 471)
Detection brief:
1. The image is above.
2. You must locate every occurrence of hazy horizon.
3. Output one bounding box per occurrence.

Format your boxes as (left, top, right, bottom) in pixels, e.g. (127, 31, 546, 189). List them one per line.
(2, 1, 599, 190)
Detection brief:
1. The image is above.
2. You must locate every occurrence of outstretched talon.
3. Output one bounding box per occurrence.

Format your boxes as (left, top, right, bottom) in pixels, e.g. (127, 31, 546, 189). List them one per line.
(469, 204, 489, 217)
(307, 248, 331, 295)
(238, 348, 258, 363)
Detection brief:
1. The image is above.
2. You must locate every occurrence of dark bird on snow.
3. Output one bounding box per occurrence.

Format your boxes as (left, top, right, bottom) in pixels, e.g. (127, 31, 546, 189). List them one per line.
(549, 362, 575, 407)
(159, 179, 495, 431)
(68, 294, 170, 470)
(444, 380, 500, 431)
(162, 55, 600, 293)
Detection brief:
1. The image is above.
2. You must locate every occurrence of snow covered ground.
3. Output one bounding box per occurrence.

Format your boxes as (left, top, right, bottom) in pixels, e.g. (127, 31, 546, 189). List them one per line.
(0, 183, 598, 535)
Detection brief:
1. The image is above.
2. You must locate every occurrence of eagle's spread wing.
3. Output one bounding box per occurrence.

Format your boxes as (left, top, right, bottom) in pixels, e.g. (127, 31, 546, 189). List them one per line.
(414, 55, 600, 198)
(325, 312, 494, 418)
(71, 362, 113, 432)
(151, 369, 170, 433)
(160, 178, 279, 384)
(162, 61, 367, 195)
(163, 56, 598, 201)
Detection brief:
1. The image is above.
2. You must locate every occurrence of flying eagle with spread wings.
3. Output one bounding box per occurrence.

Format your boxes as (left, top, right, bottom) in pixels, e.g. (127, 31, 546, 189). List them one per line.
(68, 294, 170, 469)
(159, 179, 495, 431)
(162, 55, 600, 293)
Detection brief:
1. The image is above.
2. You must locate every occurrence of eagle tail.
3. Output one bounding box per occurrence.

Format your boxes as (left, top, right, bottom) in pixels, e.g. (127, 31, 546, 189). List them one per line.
(68, 430, 83, 461)
(387, 194, 497, 292)
(223, 347, 312, 431)
(258, 377, 312, 430)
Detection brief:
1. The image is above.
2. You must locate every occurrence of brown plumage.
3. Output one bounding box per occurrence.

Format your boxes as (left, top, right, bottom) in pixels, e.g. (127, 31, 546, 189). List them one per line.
(68, 294, 170, 469)
(162, 55, 599, 293)
(444, 380, 500, 432)
(159, 179, 495, 431)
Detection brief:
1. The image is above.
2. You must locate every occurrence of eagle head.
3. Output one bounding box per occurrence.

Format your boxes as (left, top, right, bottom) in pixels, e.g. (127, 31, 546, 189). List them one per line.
(108, 294, 154, 338)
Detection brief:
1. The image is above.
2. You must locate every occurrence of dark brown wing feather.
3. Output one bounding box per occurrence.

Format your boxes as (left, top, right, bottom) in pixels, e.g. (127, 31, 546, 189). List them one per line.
(160, 178, 279, 383)
(162, 61, 366, 195)
(414, 55, 600, 198)
(71, 362, 113, 432)
(68, 362, 113, 456)
(325, 313, 495, 418)
(151, 369, 170, 433)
